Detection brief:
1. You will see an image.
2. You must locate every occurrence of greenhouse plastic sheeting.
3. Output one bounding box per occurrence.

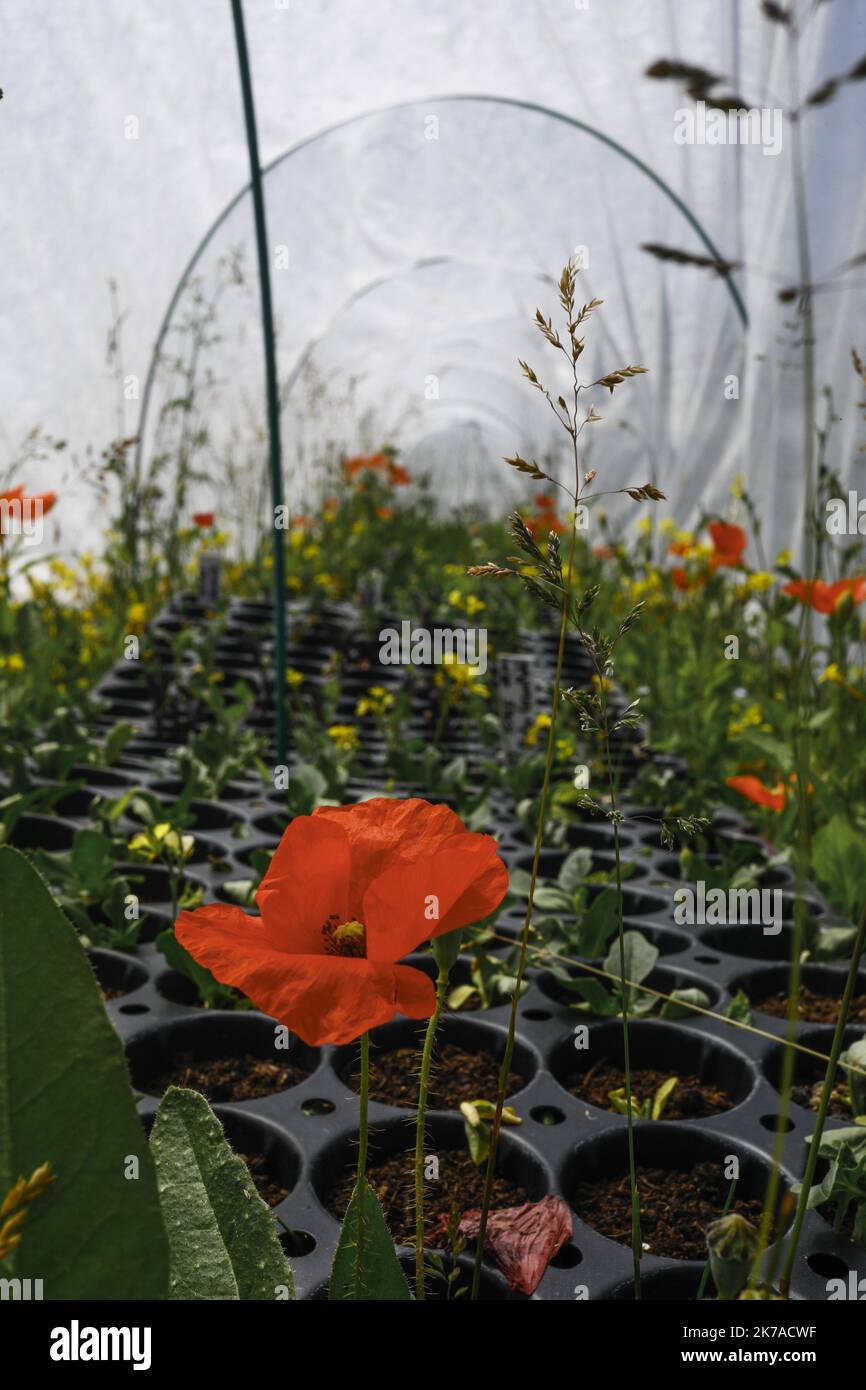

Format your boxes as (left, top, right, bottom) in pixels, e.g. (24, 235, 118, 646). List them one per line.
(3, 0, 865, 554)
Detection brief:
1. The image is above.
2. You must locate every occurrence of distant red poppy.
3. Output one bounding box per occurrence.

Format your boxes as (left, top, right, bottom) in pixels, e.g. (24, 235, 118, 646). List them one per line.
(192, 512, 214, 528)
(671, 566, 692, 590)
(783, 577, 866, 614)
(0, 486, 56, 539)
(175, 798, 508, 1046)
(725, 775, 785, 812)
(526, 493, 566, 536)
(709, 521, 747, 569)
(345, 453, 410, 488)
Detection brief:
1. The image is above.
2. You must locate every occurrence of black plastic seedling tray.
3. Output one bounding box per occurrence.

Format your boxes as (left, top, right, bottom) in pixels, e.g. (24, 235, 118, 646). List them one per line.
(19, 594, 866, 1300)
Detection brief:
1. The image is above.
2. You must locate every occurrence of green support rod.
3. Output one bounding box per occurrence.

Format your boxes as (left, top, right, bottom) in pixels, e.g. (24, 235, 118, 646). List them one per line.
(230, 0, 288, 767)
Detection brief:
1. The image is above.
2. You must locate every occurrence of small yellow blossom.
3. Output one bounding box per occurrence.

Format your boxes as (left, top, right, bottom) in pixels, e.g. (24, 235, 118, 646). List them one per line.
(525, 713, 552, 747)
(746, 572, 775, 593)
(328, 724, 360, 751)
(285, 667, 305, 689)
(776, 550, 792, 568)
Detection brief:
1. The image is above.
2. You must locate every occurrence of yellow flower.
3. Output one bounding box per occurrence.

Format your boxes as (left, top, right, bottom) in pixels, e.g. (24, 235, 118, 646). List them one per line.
(286, 667, 305, 688)
(635, 517, 653, 535)
(659, 518, 676, 535)
(3, 653, 25, 674)
(351, 520, 365, 536)
(525, 712, 552, 747)
(819, 663, 866, 700)
(327, 724, 359, 751)
(127, 601, 148, 629)
(355, 685, 394, 717)
(314, 572, 341, 597)
(302, 544, 320, 561)
(727, 703, 771, 738)
(592, 674, 613, 692)
(776, 550, 792, 568)
(129, 823, 194, 862)
(730, 473, 744, 499)
(746, 572, 775, 593)
(290, 529, 306, 551)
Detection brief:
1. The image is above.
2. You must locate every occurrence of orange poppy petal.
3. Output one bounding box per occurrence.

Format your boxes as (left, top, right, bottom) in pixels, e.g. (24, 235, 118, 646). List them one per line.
(255, 816, 350, 952)
(725, 775, 785, 812)
(175, 901, 428, 1045)
(314, 798, 467, 916)
(362, 833, 508, 962)
(393, 963, 437, 1019)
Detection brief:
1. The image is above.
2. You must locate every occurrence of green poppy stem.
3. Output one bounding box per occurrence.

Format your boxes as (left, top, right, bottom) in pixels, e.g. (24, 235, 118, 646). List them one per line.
(355, 1030, 371, 1282)
(414, 966, 449, 1299)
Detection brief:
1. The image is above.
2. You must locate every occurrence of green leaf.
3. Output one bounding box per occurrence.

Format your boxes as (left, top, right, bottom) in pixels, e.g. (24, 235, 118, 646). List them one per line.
(0, 846, 168, 1298)
(103, 721, 133, 764)
(533, 885, 573, 912)
(149, 1086, 294, 1300)
(558, 847, 593, 893)
(660, 986, 711, 1019)
(578, 889, 619, 958)
(724, 988, 753, 1024)
(446, 984, 477, 1012)
(554, 971, 617, 1015)
(811, 815, 866, 920)
(651, 1075, 680, 1120)
(328, 1177, 413, 1300)
(604, 930, 658, 998)
(841, 1040, 866, 1120)
(71, 827, 113, 890)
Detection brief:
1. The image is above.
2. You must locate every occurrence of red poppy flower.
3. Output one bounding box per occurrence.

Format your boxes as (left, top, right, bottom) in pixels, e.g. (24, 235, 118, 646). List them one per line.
(0, 486, 56, 538)
(725, 775, 785, 812)
(526, 494, 566, 536)
(783, 577, 866, 614)
(671, 566, 692, 590)
(709, 521, 747, 569)
(174, 798, 508, 1046)
(192, 511, 214, 528)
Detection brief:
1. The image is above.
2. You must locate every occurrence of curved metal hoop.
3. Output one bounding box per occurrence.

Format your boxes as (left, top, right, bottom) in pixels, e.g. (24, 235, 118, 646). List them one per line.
(133, 93, 748, 483)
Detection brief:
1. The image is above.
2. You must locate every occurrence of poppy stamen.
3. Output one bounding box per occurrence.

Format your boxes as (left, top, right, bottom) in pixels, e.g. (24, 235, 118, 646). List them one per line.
(322, 915, 367, 957)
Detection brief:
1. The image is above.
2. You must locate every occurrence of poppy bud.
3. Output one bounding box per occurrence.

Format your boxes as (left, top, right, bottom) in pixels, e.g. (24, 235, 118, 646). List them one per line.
(706, 1212, 760, 1300)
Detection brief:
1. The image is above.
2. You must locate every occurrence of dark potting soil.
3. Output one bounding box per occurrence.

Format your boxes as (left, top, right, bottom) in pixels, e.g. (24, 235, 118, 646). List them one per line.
(571, 1162, 770, 1260)
(791, 1078, 852, 1119)
(238, 1152, 290, 1207)
(754, 986, 866, 1024)
(325, 1148, 530, 1246)
(147, 1052, 309, 1102)
(565, 1061, 733, 1119)
(345, 1042, 523, 1110)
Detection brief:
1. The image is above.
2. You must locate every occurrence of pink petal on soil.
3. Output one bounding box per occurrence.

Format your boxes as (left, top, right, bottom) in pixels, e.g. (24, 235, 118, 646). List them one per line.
(459, 1195, 573, 1295)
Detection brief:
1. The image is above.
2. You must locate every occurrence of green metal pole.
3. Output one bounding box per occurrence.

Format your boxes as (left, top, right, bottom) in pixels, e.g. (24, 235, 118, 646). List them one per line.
(230, 0, 288, 767)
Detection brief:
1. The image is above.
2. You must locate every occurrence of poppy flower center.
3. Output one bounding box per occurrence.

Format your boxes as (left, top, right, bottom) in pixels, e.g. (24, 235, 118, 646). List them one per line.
(322, 915, 367, 958)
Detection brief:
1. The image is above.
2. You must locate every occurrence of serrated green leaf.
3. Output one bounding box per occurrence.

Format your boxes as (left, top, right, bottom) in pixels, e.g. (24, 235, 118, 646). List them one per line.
(150, 1087, 294, 1300)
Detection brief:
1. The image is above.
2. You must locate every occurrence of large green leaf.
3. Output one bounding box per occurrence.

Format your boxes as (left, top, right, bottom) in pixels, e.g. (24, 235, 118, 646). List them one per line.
(149, 1086, 294, 1300)
(604, 929, 659, 999)
(329, 1177, 413, 1300)
(0, 846, 168, 1298)
(811, 815, 866, 921)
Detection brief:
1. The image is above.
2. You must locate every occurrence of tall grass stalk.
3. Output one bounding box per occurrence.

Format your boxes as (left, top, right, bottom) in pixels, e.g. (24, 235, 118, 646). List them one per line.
(468, 263, 655, 1298)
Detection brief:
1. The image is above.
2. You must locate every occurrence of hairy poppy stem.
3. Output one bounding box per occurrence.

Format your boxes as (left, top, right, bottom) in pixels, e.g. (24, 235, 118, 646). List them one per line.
(355, 1031, 370, 1283)
(414, 967, 449, 1299)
